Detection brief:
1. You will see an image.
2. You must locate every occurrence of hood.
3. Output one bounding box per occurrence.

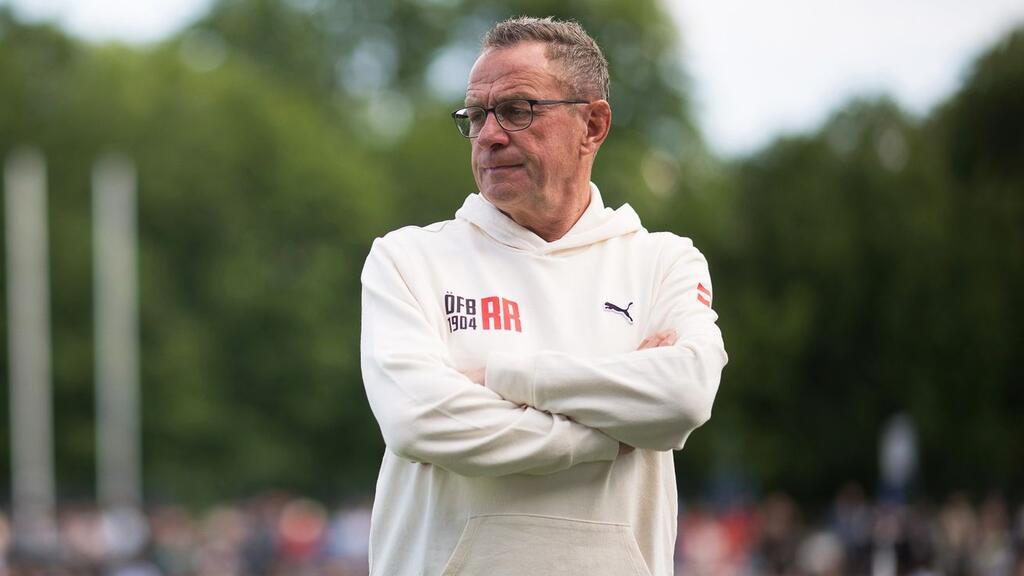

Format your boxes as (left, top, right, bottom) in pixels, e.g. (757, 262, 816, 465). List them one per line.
(454, 183, 643, 255)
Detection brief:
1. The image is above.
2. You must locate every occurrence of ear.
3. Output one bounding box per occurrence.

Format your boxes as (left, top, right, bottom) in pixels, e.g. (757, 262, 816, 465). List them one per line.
(581, 99, 612, 156)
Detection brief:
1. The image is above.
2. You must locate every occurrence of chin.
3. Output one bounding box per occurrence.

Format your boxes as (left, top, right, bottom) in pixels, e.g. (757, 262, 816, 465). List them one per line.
(481, 184, 521, 207)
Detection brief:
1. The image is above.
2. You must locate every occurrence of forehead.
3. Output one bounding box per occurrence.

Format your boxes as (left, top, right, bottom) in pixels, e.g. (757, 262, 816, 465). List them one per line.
(465, 42, 565, 104)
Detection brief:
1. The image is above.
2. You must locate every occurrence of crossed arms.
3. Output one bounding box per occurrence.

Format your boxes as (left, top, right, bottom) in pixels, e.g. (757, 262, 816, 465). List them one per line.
(460, 329, 681, 457)
(360, 237, 727, 477)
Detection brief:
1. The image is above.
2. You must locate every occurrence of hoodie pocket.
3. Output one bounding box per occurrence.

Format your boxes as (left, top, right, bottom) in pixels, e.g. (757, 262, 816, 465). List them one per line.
(440, 514, 652, 576)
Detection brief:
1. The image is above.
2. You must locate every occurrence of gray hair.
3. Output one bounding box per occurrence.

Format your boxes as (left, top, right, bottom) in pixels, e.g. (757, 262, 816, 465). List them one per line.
(482, 16, 610, 101)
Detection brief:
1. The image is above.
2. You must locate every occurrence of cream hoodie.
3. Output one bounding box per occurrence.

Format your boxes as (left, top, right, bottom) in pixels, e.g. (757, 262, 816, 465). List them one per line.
(360, 184, 727, 575)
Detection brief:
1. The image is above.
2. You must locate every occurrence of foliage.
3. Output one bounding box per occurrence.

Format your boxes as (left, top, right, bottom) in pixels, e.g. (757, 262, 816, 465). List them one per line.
(0, 0, 701, 503)
(0, 3, 1020, 504)
(701, 29, 1024, 501)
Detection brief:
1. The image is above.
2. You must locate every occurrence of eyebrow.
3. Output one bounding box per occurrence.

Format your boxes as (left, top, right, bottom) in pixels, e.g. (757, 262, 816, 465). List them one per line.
(464, 92, 536, 107)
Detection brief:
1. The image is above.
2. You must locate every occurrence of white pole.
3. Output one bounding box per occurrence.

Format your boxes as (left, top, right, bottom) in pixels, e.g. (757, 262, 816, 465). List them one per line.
(92, 153, 141, 510)
(4, 148, 58, 557)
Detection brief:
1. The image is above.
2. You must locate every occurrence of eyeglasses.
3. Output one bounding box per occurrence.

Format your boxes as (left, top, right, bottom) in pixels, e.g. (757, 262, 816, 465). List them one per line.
(451, 99, 589, 138)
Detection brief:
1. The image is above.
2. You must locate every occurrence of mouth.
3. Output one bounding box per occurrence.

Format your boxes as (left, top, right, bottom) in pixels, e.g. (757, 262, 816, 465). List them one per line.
(483, 164, 523, 173)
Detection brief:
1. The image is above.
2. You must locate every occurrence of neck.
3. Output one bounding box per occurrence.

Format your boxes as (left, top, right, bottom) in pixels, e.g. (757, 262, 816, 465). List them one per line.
(502, 184, 591, 242)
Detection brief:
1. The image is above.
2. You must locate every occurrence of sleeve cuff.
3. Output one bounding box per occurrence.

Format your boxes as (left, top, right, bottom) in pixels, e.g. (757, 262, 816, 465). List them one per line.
(485, 351, 537, 407)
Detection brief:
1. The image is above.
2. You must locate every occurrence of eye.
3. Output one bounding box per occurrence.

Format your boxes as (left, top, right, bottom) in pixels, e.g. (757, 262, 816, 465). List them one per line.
(499, 101, 532, 125)
(467, 108, 487, 124)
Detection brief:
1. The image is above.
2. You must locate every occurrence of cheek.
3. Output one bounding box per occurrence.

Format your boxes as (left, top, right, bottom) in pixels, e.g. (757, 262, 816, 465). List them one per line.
(470, 147, 483, 173)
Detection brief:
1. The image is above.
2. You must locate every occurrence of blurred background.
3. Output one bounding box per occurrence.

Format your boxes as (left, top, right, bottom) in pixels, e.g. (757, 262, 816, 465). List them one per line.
(0, 0, 1022, 574)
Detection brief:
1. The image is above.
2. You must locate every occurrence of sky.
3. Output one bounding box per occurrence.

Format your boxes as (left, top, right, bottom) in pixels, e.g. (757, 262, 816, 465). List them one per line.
(667, 0, 1024, 155)
(3, 0, 1024, 156)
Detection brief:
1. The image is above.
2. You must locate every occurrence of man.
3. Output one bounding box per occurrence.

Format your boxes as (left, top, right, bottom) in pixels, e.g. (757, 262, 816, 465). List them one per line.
(360, 16, 727, 575)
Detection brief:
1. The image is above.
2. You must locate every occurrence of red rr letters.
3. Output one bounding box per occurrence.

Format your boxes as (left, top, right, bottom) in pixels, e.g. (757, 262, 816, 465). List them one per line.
(480, 296, 522, 332)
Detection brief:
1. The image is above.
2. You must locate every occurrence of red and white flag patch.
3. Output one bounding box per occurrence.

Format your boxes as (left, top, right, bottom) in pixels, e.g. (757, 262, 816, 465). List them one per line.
(696, 282, 712, 307)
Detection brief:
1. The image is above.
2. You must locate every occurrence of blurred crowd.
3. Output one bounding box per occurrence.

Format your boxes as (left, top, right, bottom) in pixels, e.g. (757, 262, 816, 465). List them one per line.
(676, 485, 1024, 576)
(1, 486, 1022, 576)
(0, 493, 372, 576)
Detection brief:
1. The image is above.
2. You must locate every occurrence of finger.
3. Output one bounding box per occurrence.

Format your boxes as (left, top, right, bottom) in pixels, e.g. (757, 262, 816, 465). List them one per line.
(638, 329, 680, 350)
(654, 329, 677, 343)
(458, 367, 486, 385)
(638, 331, 672, 350)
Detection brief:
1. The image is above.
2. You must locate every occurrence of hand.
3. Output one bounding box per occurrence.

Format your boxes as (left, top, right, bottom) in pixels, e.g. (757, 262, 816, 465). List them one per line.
(637, 329, 678, 350)
(617, 330, 677, 457)
(460, 367, 486, 386)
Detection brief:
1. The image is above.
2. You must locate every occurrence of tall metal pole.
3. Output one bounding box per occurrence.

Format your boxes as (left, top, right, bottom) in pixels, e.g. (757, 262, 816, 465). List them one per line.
(92, 153, 142, 510)
(4, 148, 58, 558)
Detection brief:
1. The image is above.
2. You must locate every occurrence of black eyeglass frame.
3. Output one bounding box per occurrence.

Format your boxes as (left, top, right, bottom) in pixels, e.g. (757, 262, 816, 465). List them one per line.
(451, 99, 590, 138)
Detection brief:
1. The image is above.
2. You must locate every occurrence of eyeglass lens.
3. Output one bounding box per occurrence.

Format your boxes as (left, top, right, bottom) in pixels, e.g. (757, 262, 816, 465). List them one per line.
(455, 100, 533, 137)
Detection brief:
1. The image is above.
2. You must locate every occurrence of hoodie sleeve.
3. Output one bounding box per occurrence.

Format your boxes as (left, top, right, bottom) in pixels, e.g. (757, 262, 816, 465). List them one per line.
(485, 237, 727, 451)
(360, 236, 620, 477)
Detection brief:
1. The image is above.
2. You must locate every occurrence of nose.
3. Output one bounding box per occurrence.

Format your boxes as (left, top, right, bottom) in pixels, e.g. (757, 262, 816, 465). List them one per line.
(475, 110, 509, 148)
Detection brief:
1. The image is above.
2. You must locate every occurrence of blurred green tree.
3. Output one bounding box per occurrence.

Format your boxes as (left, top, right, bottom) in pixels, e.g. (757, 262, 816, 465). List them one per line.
(0, 0, 708, 503)
(0, 5, 399, 501)
(918, 28, 1024, 495)
(1, 1, 1020, 506)
(707, 28, 1024, 502)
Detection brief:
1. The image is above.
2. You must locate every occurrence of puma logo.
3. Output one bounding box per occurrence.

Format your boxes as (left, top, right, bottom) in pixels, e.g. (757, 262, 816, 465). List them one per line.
(604, 301, 634, 324)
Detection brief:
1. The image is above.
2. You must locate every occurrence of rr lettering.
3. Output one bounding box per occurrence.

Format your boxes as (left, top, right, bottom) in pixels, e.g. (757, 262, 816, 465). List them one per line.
(502, 298, 521, 332)
(481, 296, 522, 332)
(481, 296, 501, 330)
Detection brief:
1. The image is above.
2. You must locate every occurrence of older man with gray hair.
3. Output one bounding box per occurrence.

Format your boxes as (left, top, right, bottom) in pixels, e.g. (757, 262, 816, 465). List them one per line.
(360, 16, 727, 575)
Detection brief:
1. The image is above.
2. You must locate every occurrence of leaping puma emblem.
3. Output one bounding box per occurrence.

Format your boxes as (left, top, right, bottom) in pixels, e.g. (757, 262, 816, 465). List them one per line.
(604, 301, 634, 324)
